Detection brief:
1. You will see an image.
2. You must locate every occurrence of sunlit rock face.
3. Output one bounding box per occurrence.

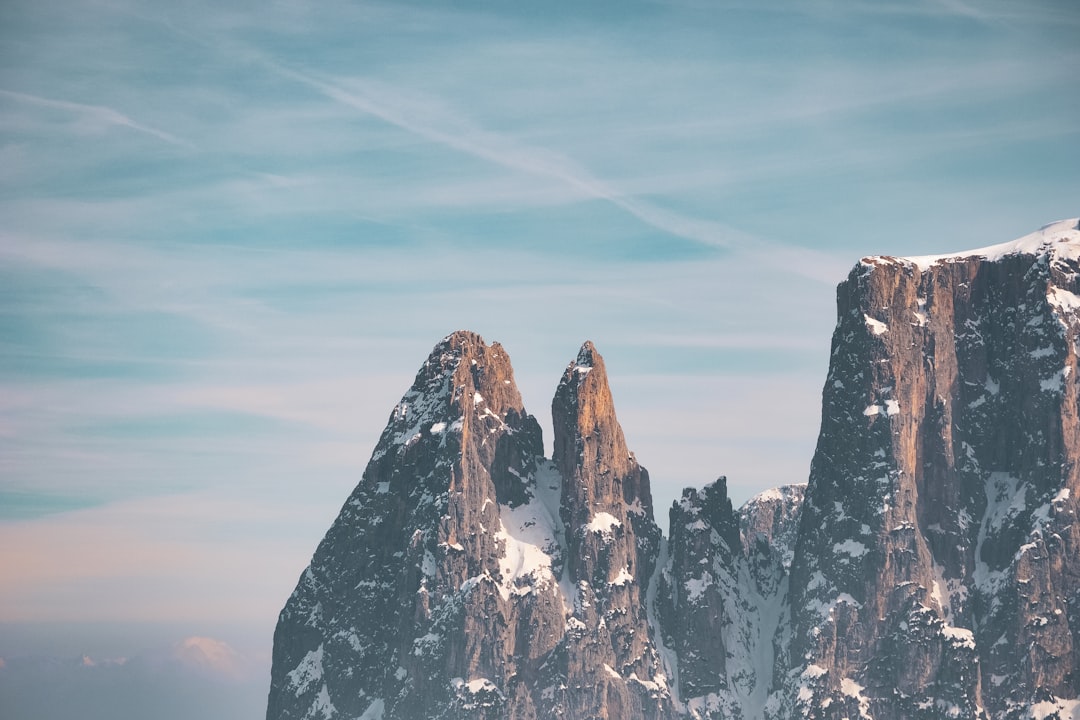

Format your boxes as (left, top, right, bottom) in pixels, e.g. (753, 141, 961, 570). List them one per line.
(785, 219, 1080, 720)
(267, 333, 675, 720)
(268, 219, 1080, 720)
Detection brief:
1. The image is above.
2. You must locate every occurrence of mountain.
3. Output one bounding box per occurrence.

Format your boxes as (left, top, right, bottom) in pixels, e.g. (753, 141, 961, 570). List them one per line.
(784, 218, 1080, 720)
(267, 333, 675, 719)
(655, 480, 805, 719)
(268, 219, 1080, 720)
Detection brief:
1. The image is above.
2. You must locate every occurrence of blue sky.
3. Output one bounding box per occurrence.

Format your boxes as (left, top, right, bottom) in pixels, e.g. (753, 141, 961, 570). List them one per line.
(1, 0, 1078, 715)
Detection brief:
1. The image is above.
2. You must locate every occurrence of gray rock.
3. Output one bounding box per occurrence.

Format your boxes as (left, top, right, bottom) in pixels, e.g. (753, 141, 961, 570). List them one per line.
(269, 219, 1080, 720)
(784, 219, 1080, 719)
(267, 334, 676, 720)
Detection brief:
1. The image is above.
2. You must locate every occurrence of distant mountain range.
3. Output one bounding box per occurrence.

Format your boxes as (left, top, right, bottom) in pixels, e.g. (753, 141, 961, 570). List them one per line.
(268, 219, 1080, 720)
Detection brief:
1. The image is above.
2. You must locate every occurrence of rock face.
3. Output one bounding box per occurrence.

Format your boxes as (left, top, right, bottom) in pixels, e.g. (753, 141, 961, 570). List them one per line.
(549, 342, 671, 719)
(269, 220, 1080, 720)
(785, 218, 1080, 720)
(267, 333, 676, 720)
(656, 480, 805, 720)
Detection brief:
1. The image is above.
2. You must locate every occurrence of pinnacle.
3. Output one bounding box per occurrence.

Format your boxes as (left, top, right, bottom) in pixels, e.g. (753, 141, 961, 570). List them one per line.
(433, 329, 486, 355)
(576, 340, 598, 364)
(561, 341, 608, 386)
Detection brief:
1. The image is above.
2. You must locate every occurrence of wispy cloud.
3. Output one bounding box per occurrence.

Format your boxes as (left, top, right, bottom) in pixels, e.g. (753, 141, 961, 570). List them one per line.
(265, 63, 756, 251)
(0, 89, 194, 148)
(2, 0, 1077, 646)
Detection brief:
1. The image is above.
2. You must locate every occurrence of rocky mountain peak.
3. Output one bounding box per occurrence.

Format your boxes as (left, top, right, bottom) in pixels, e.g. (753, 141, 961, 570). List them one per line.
(552, 340, 655, 524)
(269, 334, 676, 720)
(739, 484, 806, 571)
(268, 219, 1080, 720)
(788, 219, 1080, 719)
(548, 340, 671, 719)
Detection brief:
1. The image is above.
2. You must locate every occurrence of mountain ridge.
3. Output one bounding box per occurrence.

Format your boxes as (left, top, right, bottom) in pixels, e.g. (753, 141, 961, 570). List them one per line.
(268, 219, 1080, 720)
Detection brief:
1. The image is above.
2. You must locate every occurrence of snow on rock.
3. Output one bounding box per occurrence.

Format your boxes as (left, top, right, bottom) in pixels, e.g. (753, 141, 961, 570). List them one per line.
(893, 218, 1080, 271)
(864, 315, 889, 335)
(271, 219, 1080, 720)
(832, 538, 868, 557)
(1029, 696, 1080, 720)
(585, 511, 622, 535)
(357, 699, 384, 720)
(493, 477, 563, 600)
(287, 645, 324, 697)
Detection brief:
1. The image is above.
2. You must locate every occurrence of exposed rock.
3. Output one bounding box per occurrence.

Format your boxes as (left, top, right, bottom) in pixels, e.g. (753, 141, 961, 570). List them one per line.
(267, 334, 676, 720)
(785, 219, 1080, 719)
(549, 342, 673, 719)
(269, 220, 1080, 720)
(657, 480, 805, 720)
(740, 484, 806, 596)
(266, 331, 561, 720)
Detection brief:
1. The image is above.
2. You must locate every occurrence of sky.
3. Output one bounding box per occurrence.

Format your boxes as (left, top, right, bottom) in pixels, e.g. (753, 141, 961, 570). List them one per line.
(1, 0, 1078, 717)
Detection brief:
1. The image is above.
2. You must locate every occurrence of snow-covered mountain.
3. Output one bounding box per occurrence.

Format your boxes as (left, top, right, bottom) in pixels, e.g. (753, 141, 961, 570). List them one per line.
(268, 219, 1080, 720)
(785, 218, 1080, 720)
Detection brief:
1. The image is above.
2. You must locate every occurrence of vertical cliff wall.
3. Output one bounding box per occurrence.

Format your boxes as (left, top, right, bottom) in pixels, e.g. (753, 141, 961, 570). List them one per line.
(787, 219, 1080, 720)
(268, 219, 1080, 720)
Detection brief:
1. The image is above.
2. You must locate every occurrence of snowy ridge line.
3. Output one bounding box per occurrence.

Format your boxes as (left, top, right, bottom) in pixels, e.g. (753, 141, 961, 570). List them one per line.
(860, 218, 1080, 271)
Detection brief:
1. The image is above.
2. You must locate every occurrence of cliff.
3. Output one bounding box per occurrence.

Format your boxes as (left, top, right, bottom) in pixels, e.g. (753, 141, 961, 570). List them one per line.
(268, 219, 1080, 720)
(786, 218, 1080, 719)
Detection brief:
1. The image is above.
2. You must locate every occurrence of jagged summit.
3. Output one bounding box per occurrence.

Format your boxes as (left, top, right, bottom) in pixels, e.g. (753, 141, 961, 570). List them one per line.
(269, 220, 1080, 720)
(269, 333, 675, 720)
(790, 220, 1080, 719)
(571, 340, 600, 371)
(863, 217, 1080, 270)
(549, 339, 670, 719)
(552, 340, 653, 523)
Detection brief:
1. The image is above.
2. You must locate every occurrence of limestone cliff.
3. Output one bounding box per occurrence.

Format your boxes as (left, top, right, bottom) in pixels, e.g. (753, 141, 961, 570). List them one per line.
(267, 334, 676, 720)
(785, 219, 1080, 719)
(268, 219, 1080, 720)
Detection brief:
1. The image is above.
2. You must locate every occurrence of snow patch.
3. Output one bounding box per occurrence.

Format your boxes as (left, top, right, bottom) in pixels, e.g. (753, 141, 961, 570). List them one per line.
(647, 538, 680, 705)
(864, 315, 888, 336)
(863, 400, 899, 417)
(308, 685, 336, 720)
(1041, 370, 1064, 393)
(287, 644, 324, 697)
(832, 539, 868, 557)
(899, 218, 1080, 271)
(684, 573, 712, 602)
(494, 472, 563, 601)
(1048, 286, 1080, 314)
(358, 698, 384, 720)
(1029, 696, 1080, 719)
(941, 625, 976, 649)
(586, 511, 622, 535)
(975, 473, 1025, 599)
(839, 677, 873, 719)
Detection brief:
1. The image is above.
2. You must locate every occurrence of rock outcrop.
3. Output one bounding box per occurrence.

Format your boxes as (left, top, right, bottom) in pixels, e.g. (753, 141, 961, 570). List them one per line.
(269, 219, 1080, 720)
(266, 332, 558, 720)
(549, 342, 671, 719)
(267, 333, 676, 720)
(785, 218, 1080, 719)
(656, 480, 804, 720)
